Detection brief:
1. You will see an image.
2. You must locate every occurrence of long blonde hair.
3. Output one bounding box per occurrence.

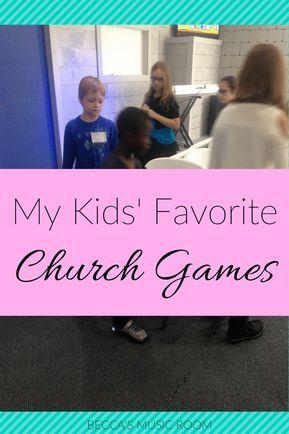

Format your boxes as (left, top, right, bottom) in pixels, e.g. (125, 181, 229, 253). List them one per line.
(145, 61, 174, 109)
(234, 44, 287, 112)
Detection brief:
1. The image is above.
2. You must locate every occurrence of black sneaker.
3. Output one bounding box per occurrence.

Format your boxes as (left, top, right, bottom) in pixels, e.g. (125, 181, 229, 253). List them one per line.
(226, 319, 264, 344)
(112, 319, 148, 343)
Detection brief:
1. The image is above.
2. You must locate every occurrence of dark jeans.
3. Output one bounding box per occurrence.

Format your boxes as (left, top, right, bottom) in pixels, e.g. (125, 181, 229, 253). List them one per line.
(140, 139, 179, 166)
(114, 317, 249, 332)
(113, 317, 131, 329)
(228, 316, 249, 331)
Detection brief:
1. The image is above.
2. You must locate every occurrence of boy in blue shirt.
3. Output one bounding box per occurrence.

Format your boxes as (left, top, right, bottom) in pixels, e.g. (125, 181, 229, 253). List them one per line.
(62, 76, 117, 168)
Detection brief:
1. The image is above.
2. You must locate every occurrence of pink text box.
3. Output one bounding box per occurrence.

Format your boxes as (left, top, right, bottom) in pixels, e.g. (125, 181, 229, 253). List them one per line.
(0, 169, 288, 315)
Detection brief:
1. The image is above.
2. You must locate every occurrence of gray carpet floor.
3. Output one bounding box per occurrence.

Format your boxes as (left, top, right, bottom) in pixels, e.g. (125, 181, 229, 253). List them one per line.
(0, 316, 287, 411)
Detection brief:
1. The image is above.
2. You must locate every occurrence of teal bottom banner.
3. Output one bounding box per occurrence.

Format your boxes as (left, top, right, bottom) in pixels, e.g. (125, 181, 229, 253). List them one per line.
(0, 412, 288, 433)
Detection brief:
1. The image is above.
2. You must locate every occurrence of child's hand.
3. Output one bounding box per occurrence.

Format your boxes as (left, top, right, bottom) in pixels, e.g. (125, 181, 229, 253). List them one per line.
(142, 104, 150, 112)
(142, 104, 156, 119)
(147, 109, 157, 119)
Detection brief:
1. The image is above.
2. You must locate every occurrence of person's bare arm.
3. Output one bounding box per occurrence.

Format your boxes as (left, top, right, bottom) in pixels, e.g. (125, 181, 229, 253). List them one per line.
(274, 111, 288, 168)
(278, 110, 288, 138)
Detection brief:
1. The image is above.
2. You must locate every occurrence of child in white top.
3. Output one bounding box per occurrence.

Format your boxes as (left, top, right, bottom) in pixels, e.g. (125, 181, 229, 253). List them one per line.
(210, 44, 288, 170)
(210, 44, 288, 342)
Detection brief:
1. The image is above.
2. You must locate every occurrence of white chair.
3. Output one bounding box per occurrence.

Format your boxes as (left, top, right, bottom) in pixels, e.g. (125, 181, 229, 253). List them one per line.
(145, 148, 211, 169)
(181, 148, 211, 167)
(145, 157, 204, 169)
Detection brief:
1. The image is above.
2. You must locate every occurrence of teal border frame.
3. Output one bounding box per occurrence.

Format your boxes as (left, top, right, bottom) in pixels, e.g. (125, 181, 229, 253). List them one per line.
(0, 0, 288, 24)
(0, 411, 289, 433)
(0, 0, 288, 432)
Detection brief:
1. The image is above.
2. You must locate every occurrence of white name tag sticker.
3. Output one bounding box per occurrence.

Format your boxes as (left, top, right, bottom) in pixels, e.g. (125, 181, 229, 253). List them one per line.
(91, 132, 107, 143)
